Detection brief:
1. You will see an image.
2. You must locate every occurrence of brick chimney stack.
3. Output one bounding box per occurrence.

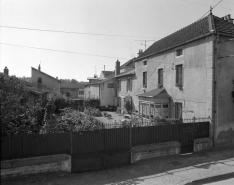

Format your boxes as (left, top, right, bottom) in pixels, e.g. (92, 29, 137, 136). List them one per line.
(4, 67, 9, 76)
(37, 77, 42, 89)
(115, 60, 120, 76)
(138, 49, 143, 56)
(222, 14, 234, 23)
(38, 64, 41, 71)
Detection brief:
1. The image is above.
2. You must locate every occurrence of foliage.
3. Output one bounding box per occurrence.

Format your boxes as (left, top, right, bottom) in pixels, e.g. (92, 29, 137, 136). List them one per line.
(40, 108, 103, 133)
(103, 111, 112, 119)
(116, 107, 121, 114)
(0, 73, 28, 132)
(71, 79, 77, 83)
(84, 99, 100, 108)
(84, 107, 102, 117)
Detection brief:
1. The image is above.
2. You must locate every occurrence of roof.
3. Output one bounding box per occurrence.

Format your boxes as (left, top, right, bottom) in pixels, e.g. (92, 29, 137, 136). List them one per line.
(61, 82, 87, 89)
(137, 88, 170, 98)
(101, 71, 115, 78)
(20, 79, 53, 94)
(114, 69, 135, 78)
(32, 67, 61, 82)
(137, 14, 234, 61)
(120, 58, 135, 69)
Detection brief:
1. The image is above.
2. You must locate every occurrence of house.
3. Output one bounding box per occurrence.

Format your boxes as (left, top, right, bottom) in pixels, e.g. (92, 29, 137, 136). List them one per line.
(99, 70, 115, 80)
(84, 71, 115, 106)
(60, 81, 86, 99)
(131, 13, 234, 146)
(31, 65, 61, 92)
(20, 77, 53, 106)
(3, 67, 53, 106)
(114, 59, 136, 113)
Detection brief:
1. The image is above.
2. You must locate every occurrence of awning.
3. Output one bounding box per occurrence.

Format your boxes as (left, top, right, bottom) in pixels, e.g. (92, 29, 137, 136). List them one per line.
(136, 88, 170, 98)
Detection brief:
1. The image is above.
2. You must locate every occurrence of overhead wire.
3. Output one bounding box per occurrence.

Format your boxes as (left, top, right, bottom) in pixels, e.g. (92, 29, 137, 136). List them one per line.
(0, 25, 161, 39)
(200, 0, 225, 19)
(0, 42, 130, 60)
(177, 0, 233, 10)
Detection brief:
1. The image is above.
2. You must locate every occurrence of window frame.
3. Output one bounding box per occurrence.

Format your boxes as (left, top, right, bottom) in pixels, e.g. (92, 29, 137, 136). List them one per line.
(158, 68, 163, 86)
(175, 47, 183, 57)
(175, 102, 183, 119)
(118, 80, 121, 91)
(143, 60, 147, 66)
(175, 64, 183, 87)
(143, 71, 147, 88)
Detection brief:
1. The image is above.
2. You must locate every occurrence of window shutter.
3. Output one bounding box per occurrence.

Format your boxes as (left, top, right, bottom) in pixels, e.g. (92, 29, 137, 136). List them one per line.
(130, 78, 132, 91)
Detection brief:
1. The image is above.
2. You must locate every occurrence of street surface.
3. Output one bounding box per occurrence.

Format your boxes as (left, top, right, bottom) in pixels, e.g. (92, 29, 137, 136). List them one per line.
(2, 146, 234, 185)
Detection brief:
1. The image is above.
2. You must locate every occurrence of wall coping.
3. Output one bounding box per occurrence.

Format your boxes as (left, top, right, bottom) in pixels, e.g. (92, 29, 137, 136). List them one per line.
(1, 154, 70, 170)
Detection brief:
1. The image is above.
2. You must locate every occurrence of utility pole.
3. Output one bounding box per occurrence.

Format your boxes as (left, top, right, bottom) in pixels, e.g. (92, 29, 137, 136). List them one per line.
(134, 40, 155, 51)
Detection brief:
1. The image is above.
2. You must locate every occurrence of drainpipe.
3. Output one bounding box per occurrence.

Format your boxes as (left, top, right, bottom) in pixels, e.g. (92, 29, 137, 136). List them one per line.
(212, 34, 218, 148)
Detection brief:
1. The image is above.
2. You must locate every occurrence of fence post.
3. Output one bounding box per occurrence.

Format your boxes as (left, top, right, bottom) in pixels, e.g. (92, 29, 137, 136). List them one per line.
(129, 121, 132, 164)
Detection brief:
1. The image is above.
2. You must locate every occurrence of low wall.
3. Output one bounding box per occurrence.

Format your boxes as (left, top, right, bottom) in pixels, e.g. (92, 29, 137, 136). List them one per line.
(1, 154, 71, 178)
(131, 142, 181, 163)
(194, 138, 213, 152)
(71, 150, 130, 172)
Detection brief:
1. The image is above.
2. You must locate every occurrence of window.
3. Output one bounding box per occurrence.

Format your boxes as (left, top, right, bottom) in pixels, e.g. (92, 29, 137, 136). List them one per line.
(79, 91, 84, 95)
(127, 78, 132, 91)
(140, 102, 169, 118)
(118, 80, 121, 91)
(158, 68, 163, 86)
(108, 83, 114, 88)
(176, 64, 183, 87)
(175, 102, 182, 119)
(143, 60, 147, 66)
(143, 72, 147, 88)
(176, 48, 183, 57)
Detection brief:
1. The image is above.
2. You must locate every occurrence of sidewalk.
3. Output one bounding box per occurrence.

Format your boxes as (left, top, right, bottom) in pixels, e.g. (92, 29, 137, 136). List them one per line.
(2, 146, 234, 185)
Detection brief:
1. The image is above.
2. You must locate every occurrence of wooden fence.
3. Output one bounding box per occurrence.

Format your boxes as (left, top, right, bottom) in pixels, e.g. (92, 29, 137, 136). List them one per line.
(1, 133, 71, 160)
(1, 121, 210, 161)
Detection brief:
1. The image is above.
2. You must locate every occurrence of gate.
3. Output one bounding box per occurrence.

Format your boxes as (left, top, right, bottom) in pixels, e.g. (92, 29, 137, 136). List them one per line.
(180, 121, 210, 154)
(180, 123, 194, 154)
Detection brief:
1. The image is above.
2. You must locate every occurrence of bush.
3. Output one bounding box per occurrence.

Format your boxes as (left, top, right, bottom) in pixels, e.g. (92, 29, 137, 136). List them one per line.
(103, 111, 112, 119)
(116, 107, 121, 114)
(84, 107, 102, 117)
(84, 99, 100, 108)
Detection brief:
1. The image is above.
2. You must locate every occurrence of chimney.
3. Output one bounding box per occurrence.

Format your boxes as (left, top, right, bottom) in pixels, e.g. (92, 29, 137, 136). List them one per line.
(115, 60, 120, 76)
(37, 77, 42, 89)
(4, 67, 9, 76)
(38, 64, 41, 71)
(138, 49, 143, 56)
(222, 14, 233, 23)
(104, 65, 105, 72)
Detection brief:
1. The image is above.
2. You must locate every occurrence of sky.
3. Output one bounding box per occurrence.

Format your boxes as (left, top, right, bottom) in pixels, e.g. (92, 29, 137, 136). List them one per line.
(0, 0, 233, 81)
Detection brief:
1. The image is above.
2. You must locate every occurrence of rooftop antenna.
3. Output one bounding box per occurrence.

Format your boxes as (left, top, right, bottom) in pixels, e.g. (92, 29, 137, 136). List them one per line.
(134, 40, 155, 51)
(210, 6, 213, 14)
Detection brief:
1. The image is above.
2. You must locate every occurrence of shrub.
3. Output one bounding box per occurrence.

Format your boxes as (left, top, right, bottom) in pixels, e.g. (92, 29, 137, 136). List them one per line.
(84, 107, 102, 117)
(84, 99, 100, 108)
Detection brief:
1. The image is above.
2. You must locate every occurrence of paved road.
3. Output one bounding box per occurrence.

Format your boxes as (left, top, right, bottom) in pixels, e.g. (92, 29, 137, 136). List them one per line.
(2, 146, 234, 185)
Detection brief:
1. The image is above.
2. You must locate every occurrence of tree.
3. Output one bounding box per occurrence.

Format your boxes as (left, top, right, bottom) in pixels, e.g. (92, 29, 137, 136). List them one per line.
(0, 73, 28, 132)
(71, 79, 77, 83)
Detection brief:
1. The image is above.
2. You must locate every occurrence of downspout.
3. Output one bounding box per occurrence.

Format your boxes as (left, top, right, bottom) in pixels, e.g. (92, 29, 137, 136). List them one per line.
(210, 13, 218, 148)
(207, 13, 217, 148)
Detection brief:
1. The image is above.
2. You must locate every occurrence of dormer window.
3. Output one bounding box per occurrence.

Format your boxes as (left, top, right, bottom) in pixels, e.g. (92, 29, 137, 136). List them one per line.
(176, 48, 183, 57)
(143, 60, 147, 66)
